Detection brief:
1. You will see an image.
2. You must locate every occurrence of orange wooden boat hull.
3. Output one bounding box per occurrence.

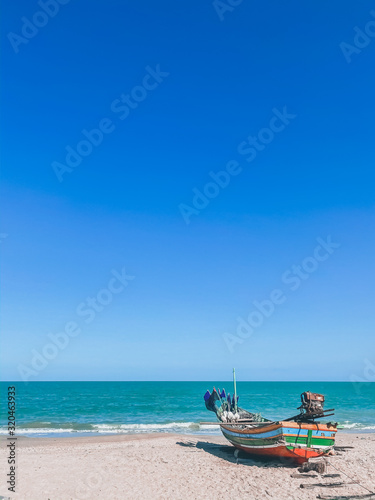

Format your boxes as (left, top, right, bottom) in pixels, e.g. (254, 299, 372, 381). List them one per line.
(220, 421, 337, 464)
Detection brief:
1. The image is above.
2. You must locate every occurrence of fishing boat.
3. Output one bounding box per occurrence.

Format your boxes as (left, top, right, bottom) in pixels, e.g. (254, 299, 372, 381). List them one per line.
(203, 370, 338, 464)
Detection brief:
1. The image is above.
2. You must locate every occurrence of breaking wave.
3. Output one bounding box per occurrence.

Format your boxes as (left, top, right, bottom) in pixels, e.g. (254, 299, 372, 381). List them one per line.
(0, 421, 220, 436)
(338, 421, 375, 431)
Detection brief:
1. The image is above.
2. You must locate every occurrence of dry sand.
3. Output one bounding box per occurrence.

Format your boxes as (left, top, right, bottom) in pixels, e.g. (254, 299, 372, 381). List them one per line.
(1, 432, 375, 500)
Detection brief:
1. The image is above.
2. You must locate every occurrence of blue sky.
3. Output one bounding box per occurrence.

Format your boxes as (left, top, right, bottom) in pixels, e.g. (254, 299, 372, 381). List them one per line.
(1, 0, 374, 381)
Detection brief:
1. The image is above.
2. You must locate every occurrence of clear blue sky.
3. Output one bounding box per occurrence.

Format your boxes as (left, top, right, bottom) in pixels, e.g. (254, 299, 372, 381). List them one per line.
(1, 0, 374, 381)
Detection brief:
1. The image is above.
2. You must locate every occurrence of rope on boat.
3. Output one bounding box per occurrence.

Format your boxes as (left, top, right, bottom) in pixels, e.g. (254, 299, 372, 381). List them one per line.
(327, 461, 374, 495)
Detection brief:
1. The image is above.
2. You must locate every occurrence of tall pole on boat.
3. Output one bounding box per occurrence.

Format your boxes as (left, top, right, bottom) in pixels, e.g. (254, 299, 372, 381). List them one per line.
(233, 367, 237, 413)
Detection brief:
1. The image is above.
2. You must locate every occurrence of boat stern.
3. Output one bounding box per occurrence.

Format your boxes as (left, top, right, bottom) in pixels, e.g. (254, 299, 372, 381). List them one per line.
(280, 421, 337, 462)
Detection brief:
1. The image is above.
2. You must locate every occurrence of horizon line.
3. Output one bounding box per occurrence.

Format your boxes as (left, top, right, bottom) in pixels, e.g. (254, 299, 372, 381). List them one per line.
(1, 380, 372, 383)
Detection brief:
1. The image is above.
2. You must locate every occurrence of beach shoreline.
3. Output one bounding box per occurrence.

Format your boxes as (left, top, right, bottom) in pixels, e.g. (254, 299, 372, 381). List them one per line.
(1, 432, 374, 500)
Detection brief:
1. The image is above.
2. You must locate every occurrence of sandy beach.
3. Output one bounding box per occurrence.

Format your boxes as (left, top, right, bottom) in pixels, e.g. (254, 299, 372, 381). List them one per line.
(1, 432, 374, 500)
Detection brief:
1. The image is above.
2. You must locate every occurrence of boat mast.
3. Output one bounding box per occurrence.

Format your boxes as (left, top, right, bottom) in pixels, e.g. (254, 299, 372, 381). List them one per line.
(233, 367, 237, 413)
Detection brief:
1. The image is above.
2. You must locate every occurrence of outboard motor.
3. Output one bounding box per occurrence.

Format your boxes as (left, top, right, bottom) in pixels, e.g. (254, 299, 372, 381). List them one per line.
(298, 391, 325, 418)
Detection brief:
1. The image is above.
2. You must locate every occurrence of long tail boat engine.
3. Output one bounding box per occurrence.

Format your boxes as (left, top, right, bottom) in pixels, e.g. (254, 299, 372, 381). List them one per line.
(299, 392, 325, 417)
(293, 391, 335, 422)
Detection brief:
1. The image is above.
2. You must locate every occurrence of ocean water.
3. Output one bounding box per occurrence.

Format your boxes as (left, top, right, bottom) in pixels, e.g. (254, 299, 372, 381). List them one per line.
(1, 382, 374, 437)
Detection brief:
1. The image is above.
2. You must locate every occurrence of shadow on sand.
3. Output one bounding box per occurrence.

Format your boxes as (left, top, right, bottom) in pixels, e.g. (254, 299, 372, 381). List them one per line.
(176, 440, 297, 469)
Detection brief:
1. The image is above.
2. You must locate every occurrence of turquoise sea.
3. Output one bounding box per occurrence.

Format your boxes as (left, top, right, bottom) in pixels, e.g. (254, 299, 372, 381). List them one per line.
(1, 382, 374, 437)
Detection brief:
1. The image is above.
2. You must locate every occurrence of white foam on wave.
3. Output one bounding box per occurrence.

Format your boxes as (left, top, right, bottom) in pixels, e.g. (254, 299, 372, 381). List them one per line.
(92, 422, 201, 433)
(0, 422, 212, 435)
(0, 428, 80, 435)
(339, 421, 375, 430)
